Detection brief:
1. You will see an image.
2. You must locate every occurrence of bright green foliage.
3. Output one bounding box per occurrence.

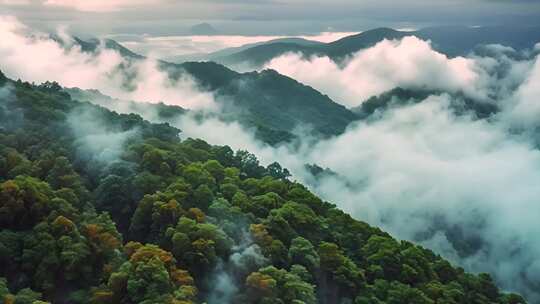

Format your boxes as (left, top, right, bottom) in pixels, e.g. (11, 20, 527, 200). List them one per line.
(318, 242, 365, 297)
(165, 217, 232, 273)
(98, 243, 197, 304)
(289, 237, 320, 271)
(246, 266, 316, 304)
(0, 74, 528, 304)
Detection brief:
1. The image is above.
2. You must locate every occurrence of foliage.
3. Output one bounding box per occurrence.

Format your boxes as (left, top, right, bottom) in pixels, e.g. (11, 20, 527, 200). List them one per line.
(0, 73, 526, 304)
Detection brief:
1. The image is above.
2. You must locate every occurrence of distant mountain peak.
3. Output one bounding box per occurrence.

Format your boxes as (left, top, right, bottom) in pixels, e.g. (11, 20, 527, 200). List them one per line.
(190, 23, 219, 35)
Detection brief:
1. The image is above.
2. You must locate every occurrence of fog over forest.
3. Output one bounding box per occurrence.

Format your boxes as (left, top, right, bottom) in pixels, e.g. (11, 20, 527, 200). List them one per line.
(1, 3, 540, 303)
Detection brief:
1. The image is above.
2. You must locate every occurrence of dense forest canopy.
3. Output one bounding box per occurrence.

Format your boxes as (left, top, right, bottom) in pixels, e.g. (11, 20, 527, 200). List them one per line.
(0, 69, 527, 304)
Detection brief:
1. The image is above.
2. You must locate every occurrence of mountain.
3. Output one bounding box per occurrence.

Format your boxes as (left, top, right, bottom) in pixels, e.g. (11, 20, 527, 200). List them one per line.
(216, 42, 324, 67)
(0, 70, 526, 304)
(68, 38, 359, 144)
(65, 61, 358, 145)
(323, 27, 410, 58)
(207, 37, 323, 61)
(415, 25, 540, 57)
(73, 37, 145, 60)
(64, 87, 189, 119)
(165, 61, 358, 140)
(214, 28, 410, 67)
(215, 25, 540, 68)
(166, 37, 323, 63)
(190, 23, 219, 35)
(352, 87, 498, 119)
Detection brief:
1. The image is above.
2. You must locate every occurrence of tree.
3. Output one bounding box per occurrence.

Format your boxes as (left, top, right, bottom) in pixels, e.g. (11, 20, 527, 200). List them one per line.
(0, 177, 57, 230)
(246, 266, 316, 304)
(102, 243, 197, 304)
(166, 217, 232, 273)
(318, 242, 365, 295)
(182, 163, 215, 189)
(266, 162, 291, 180)
(236, 150, 265, 178)
(94, 174, 135, 231)
(203, 160, 225, 182)
(46, 156, 86, 197)
(362, 236, 401, 280)
(193, 184, 214, 211)
(289, 237, 320, 271)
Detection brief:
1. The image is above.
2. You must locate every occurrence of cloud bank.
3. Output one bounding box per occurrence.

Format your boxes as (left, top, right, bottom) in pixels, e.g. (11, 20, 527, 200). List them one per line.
(176, 45, 540, 301)
(265, 36, 483, 107)
(0, 15, 215, 110)
(115, 32, 357, 61)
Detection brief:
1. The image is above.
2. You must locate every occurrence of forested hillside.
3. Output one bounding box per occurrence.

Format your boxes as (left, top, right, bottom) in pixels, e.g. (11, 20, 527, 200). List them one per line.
(70, 39, 359, 144)
(351, 87, 498, 119)
(0, 71, 526, 303)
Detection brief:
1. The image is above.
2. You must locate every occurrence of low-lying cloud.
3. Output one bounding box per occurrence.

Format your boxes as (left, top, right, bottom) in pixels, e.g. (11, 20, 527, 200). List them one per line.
(115, 32, 357, 61)
(175, 47, 540, 301)
(68, 106, 140, 165)
(0, 15, 216, 110)
(265, 36, 483, 107)
(175, 93, 540, 302)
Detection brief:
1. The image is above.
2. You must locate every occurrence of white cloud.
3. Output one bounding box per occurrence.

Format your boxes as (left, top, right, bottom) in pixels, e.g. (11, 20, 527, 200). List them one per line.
(0, 0, 31, 5)
(43, 0, 164, 12)
(0, 15, 216, 109)
(174, 93, 540, 301)
(299, 31, 358, 43)
(505, 56, 540, 128)
(116, 32, 357, 60)
(265, 36, 482, 107)
(168, 44, 540, 300)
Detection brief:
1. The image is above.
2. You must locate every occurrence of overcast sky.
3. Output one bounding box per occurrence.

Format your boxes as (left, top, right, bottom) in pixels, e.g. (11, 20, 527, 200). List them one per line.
(1, 0, 540, 36)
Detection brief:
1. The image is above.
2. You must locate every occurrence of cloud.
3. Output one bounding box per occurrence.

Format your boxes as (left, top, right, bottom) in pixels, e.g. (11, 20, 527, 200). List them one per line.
(265, 36, 483, 107)
(167, 44, 540, 300)
(67, 106, 140, 165)
(0, 83, 24, 130)
(42, 0, 164, 12)
(206, 231, 268, 304)
(174, 92, 540, 301)
(504, 55, 540, 128)
(0, 15, 216, 110)
(0, 0, 31, 5)
(115, 32, 357, 60)
(303, 95, 540, 300)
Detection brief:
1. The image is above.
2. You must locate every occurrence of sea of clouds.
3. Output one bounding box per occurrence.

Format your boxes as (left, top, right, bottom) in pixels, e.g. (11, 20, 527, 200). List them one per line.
(2, 15, 540, 301)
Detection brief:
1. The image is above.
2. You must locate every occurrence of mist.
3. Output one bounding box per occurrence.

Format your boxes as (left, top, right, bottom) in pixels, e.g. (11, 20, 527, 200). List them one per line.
(115, 32, 357, 61)
(68, 106, 140, 165)
(175, 92, 540, 302)
(173, 44, 540, 301)
(206, 232, 268, 304)
(3, 15, 540, 301)
(0, 84, 23, 131)
(264, 36, 484, 107)
(0, 15, 216, 110)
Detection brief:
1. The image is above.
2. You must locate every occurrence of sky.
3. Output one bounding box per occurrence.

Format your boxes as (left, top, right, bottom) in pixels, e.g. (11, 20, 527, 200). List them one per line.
(1, 0, 540, 37)
(2, 0, 539, 59)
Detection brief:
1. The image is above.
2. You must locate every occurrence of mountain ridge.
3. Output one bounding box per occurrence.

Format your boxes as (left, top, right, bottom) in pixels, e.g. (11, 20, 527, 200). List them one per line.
(214, 25, 540, 67)
(67, 37, 360, 144)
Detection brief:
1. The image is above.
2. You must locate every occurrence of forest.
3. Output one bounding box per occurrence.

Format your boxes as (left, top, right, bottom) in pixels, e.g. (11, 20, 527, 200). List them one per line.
(0, 69, 527, 304)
